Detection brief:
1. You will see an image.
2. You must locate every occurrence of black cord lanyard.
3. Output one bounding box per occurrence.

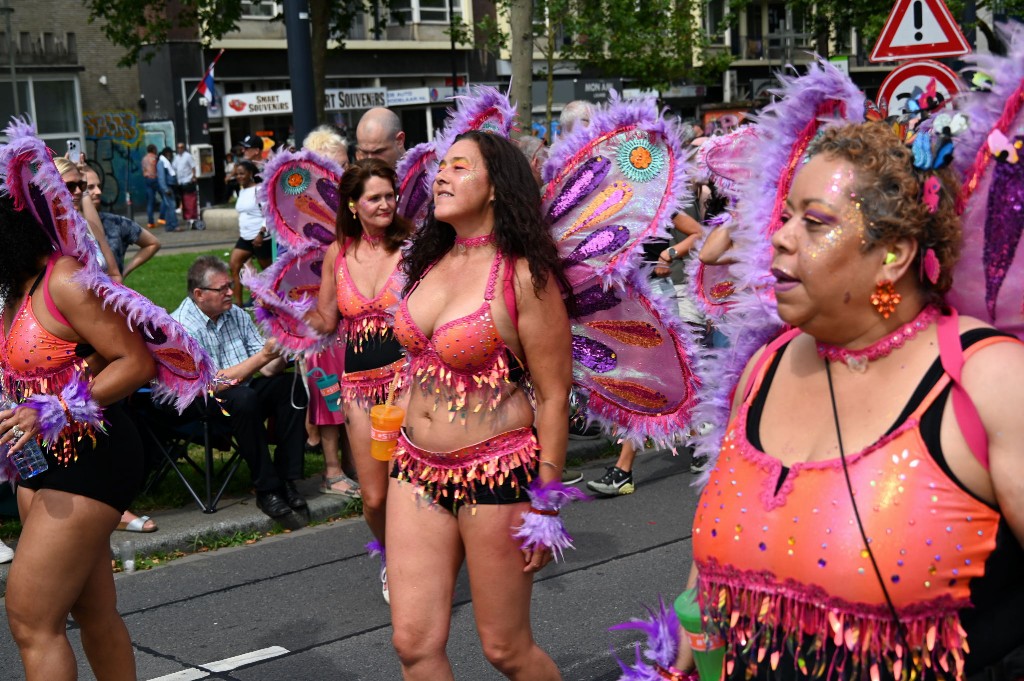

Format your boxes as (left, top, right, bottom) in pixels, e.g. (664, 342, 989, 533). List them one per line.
(824, 359, 911, 659)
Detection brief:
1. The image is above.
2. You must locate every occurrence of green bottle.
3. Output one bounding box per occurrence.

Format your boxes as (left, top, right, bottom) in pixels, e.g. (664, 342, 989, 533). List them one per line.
(674, 587, 726, 681)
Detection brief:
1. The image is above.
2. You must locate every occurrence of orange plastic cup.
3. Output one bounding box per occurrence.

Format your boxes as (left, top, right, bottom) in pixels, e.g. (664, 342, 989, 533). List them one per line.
(369, 404, 405, 461)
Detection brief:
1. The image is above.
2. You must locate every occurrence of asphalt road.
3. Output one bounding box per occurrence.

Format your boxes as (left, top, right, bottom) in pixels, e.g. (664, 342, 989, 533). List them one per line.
(0, 451, 701, 681)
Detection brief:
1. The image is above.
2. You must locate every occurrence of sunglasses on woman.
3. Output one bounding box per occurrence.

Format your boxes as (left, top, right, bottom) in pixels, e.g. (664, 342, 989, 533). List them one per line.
(65, 180, 88, 193)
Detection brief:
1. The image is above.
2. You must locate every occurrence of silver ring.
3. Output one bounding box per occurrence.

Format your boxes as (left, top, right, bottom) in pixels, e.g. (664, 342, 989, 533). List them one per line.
(10, 426, 24, 439)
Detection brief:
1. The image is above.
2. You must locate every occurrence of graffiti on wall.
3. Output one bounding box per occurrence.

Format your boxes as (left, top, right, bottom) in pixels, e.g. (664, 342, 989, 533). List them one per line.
(83, 111, 175, 213)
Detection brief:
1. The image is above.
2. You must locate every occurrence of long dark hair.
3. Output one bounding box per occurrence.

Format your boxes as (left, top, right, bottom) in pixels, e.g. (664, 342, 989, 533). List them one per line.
(336, 159, 411, 254)
(403, 131, 571, 304)
(0, 193, 56, 302)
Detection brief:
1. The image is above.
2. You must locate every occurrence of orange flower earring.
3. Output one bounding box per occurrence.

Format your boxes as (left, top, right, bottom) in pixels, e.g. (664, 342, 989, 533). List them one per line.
(871, 280, 901, 318)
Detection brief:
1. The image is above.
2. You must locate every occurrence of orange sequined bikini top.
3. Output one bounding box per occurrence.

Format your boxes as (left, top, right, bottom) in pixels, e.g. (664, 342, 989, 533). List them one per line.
(0, 254, 84, 396)
(335, 239, 403, 350)
(393, 251, 523, 415)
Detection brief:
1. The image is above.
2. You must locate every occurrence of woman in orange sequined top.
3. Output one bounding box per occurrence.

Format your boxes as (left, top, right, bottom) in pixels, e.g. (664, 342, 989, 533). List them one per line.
(677, 123, 1024, 680)
(0, 190, 157, 679)
(386, 132, 573, 680)
(305, 159, 412, 603)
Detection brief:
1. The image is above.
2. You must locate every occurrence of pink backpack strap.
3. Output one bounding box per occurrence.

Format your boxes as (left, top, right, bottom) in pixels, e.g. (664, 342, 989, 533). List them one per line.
(936, 308, 993, 470)
(502, 255, 519, 331)
(42, 254, 73, 328)
(741, 327, 800, 403)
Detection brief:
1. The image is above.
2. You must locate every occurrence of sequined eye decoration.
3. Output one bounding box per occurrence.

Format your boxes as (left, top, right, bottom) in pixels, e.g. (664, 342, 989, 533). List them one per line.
(616, 137, 663, 183)
(281, 167, 311, 195)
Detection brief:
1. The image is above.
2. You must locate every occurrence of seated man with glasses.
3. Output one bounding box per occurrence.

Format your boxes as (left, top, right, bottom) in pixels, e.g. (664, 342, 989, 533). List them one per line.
(171, 256, 307, 519)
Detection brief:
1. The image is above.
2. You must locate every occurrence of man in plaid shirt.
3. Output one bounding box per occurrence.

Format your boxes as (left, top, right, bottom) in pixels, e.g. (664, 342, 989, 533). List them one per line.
(172, 256, 306, 519)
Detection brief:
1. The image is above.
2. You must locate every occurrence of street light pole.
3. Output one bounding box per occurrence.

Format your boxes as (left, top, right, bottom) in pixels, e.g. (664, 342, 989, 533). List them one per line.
(285, 0, 317, 146)
(1, 0, 19, 117)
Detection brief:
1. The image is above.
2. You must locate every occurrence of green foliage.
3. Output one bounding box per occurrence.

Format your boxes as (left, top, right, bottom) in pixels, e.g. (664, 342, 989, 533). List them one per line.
(84, 0, 391, 68)
(562, 0, 732, 91)
(124, 247, 227, 313)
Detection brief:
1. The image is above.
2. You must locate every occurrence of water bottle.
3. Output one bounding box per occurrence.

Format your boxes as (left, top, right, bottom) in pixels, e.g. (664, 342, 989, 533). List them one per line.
(0, 399, 48, 480)
(675, 587, 726, 681)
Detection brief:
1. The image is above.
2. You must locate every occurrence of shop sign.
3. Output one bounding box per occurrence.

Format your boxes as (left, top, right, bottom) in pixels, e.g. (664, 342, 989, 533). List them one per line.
(387, 88, 432, 107)
(325, 88, 387, 111)
(224, 90, 293, 118)
(574, 79, 622, 102)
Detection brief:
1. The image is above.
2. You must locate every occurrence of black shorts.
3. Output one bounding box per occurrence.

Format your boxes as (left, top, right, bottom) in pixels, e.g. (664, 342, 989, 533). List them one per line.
(235, 236, 272, 260)
(19, 403, 144, 513)
(390, 457, 536, 516)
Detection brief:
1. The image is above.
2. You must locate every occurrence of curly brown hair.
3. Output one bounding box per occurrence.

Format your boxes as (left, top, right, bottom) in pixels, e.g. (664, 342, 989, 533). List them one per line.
(808, 121, 961, 296)
(336, 159, 412, 253)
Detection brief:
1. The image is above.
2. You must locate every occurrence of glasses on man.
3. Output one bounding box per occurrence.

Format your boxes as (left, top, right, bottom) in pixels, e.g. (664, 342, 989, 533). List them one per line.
(199, 284, 233, 295)
(65, 180, 88, 193)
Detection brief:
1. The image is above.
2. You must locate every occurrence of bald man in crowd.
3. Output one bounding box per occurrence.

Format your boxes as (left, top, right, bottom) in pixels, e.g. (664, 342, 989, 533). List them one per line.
(354, 108, 406, 168)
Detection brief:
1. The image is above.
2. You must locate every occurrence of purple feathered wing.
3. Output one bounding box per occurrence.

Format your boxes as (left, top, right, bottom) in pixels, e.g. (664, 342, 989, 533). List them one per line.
(542, 93, 698, 446)
(245, 149, 345, 354)
(947, 21, 1024, 340)
(0, 120, 214, 410)
(396, 141, 436, 228)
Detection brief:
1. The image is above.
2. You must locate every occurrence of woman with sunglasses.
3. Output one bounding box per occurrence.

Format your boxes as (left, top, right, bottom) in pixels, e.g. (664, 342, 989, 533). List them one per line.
(53, 157, 121, 284)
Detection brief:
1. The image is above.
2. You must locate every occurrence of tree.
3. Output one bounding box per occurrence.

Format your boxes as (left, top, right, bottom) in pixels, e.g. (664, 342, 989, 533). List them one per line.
(84, 0, 395, 124)
(564, 0, 732, 92)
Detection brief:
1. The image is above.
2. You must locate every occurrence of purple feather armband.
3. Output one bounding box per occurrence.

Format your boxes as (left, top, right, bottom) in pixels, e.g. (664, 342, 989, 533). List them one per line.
(17, 373, 105, 443)
(512, 478, 587, 562)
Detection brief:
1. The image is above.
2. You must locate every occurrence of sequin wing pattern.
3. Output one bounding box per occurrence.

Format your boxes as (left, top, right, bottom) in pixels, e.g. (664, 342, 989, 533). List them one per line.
(544, 108, 684, 290)
(571, 270, 698, 445)
(246, 244, 326, 355)
(262, 153, 342, 251)
(396, 142, 435, 227)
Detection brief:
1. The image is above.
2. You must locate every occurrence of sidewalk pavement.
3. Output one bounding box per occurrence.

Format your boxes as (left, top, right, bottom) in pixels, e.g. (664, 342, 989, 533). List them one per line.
(125, 207, 239, 255)
(0, 435, 615, 592)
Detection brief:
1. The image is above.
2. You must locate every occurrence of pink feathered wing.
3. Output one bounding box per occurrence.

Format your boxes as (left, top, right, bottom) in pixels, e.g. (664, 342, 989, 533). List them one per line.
(0, 120, 214, 410)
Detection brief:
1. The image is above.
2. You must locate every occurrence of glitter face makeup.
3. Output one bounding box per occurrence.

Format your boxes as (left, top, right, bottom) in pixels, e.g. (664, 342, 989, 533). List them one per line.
(433, 139, 495, 226)
(770, 156, 879, 328)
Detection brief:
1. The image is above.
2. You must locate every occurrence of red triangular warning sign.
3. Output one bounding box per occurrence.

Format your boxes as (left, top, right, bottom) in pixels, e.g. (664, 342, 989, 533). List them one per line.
(870, 0, 970, 62)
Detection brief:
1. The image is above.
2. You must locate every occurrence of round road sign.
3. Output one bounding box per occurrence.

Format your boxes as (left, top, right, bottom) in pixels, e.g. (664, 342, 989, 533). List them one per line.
(876, 60, 963, 117)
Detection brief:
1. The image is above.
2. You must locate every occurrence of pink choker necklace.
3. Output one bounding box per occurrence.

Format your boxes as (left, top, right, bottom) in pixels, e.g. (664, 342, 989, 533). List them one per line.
(454, 233, 495, 253)
(363, 230, 383, 247)
(816, 305, 941, 373)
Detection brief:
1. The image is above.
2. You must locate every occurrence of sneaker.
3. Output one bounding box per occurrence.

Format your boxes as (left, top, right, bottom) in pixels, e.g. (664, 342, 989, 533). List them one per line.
(586, 466, 635, 496)
(380, 564, 390, 605)
(690, 455, 711, 474)
(0, 538, 14, 564)
(561, 468, 584, 485)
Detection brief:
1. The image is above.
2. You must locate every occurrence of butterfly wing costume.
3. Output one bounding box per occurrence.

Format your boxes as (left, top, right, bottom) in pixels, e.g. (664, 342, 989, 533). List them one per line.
(243, 150, 346, 355)
(686, 61, 866, 480)
(0, 120, 214, 412)
(947, 21, 1024, 340)
(541, 94, 698, 447)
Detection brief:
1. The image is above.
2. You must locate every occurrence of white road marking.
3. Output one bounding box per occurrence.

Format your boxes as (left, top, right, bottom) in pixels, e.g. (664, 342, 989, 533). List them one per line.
(148, 646, 290, 681)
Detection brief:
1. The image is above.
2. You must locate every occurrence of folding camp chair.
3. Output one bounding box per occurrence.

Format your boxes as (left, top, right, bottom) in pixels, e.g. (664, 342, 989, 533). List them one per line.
(131, 389, 244, 514)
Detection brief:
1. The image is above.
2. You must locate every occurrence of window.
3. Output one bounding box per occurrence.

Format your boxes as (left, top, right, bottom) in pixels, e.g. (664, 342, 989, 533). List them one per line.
(390, 0, 462, 24)
(34, 79, 79, 134)
(0, 76, 82, 146)
(705, 0, 726, 40)
(241, 1, 279, 19)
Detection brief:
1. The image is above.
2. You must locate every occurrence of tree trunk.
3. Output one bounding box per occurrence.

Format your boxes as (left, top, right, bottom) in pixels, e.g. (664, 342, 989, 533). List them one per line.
(509, 0, 533, 137)
(311, 0, 330, 125)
